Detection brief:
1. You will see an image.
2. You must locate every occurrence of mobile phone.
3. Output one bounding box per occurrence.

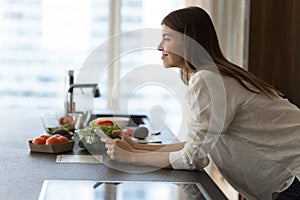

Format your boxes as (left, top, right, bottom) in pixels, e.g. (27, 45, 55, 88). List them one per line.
(94, 128, 109, 138)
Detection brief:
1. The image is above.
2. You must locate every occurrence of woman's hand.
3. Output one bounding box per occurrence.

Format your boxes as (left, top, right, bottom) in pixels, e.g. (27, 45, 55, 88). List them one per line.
(101, 133, 173, 168)
(101, 136, 137, 163)
(121, 132, 141, 149)
(100, 130, 184, 167)
(112, 129, 142, 149)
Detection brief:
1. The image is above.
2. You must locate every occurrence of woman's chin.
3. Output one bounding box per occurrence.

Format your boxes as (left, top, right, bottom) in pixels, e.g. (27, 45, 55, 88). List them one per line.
(163, 64, 178, 69)
(162, 62, 174, 68)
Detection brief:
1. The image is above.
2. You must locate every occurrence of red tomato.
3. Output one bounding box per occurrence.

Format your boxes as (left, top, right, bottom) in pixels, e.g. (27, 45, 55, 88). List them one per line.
(39, 135, 50, 141)
(32, 137, 46, 145)
(59, 116, 75, 125)
(53, 134, 63, 137)
(96, 119, 114, 126)
(46, 136, 61, 145)
(57, 136, 69, 144)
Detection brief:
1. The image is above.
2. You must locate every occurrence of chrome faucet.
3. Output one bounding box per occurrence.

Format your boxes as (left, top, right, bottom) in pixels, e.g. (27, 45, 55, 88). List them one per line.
(65, 83, 100, 113)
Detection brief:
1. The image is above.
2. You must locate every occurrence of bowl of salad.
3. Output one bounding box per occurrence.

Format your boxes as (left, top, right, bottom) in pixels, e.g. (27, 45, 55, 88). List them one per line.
(89, 117, 130, 129)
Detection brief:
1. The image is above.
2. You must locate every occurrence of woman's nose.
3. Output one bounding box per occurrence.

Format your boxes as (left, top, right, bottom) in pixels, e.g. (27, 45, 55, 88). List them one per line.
(157, 41, 163, 51)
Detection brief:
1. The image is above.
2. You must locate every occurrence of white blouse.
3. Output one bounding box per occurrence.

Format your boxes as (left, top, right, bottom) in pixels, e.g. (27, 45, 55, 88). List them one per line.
(169, 69, 300, 200)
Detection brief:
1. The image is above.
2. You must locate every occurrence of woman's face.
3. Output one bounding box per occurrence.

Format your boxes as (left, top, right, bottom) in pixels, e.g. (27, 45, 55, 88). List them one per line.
(157, 24, 184, 68)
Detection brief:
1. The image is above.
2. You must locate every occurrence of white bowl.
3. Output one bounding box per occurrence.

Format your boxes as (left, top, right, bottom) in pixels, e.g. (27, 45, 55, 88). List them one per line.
(89, 117, 129, 129)
(105, 117, 130, 129)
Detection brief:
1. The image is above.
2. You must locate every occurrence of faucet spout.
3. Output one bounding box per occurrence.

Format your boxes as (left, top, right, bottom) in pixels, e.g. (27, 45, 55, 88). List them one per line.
(65, 83, 100, 113)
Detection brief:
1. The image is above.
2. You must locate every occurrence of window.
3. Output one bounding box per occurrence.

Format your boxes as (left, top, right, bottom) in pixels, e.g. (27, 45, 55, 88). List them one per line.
(0, 0, 110, 109)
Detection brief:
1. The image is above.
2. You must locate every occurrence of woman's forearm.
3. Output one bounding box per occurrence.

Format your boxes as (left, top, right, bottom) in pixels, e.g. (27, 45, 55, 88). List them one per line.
(135, 142, 186, 152)
(132, 151, 173, 168)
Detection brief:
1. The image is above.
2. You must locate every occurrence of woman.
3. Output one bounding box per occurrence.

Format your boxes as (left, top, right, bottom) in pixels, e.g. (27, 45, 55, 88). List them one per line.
(102, 7, 300, 200)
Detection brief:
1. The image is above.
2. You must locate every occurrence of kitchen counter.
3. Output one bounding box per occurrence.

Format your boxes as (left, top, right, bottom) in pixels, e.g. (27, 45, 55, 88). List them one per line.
(0, 108, 227, 200)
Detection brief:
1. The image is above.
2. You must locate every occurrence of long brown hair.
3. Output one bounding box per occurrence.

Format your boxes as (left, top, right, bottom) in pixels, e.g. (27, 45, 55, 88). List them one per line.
(161, 6, 281, 98)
